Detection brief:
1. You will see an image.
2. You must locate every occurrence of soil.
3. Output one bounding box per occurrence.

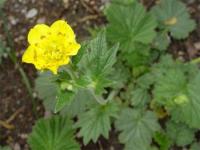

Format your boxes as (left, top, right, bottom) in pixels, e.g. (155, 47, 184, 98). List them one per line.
(0, 0, 200, 150)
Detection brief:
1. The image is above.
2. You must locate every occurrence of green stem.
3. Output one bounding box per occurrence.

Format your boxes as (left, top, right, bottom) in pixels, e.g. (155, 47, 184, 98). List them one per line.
(89, 89, 117, 105)
(90, 89, 108, 105)
(69, 66, 78, 80)
(18, 66, 37, 115)
(106, 90, 116, 102)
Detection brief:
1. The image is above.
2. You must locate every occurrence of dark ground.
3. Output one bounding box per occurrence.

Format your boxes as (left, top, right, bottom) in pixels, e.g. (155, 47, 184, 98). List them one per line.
(0, 0, 200, 150)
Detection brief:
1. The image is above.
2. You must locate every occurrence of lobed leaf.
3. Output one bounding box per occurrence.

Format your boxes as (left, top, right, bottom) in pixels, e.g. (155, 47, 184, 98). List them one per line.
(79, 32, 119, 94)
(152, 0, 196, 39)
(61, 89, 96, 117)
(190, 142, 200, 150)
(170, 71, 200, 128)
(75, 101, 119, 145)
(131, 88, 151, 107)
(152, 56, 200, 128)
(106, 1, 157, 51)
(115, 108, 160, 149)
(35, 72, 58, 111)
(54, 90, 75, 113)
(28, 116, 80, 150)
(166, 120, 195, 146)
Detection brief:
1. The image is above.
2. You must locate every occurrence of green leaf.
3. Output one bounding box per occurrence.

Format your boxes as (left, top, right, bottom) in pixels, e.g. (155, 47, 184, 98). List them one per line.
(0, 146, 11, 150)
(153, 131, 172, 150)
(72, 42, 87, 66)
(166, 120, 195, 146)
(115, 108, 160, 149)
(152, 0, 196, 39)
(0, 0, 6, 8)
(124, 142, 151, 150)
(75, 101, 119, 145)
(79, 31, 119, 94)
(35, 72, 58, 111)
(170, 71, 200, 128)
(119, 83, 135, 103)
(152, 56, 200, 128)
(190, 142, 200, 150)
(28, 116, 80, 150)
(82, 31, 119, 77)
(105, 1, 157, 68)
(123, 44, 152, 67)
(54, 90, 75, 113)
(87, 26, 105, 38)
(111, 61, 131, 89)
(61, 89, 95, 117)
(149, 147, 159, 150)
(152, 55, 188, 106)
(106, 1, 157, 51)
(153, 32, 170, 51)
(153, 67, 187, 107)
(137, 72, 155, 89)
(131, 88, 151, 107)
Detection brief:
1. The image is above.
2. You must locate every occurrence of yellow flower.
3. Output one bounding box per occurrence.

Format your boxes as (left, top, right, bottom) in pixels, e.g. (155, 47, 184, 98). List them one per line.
(22, 20, 81, 74)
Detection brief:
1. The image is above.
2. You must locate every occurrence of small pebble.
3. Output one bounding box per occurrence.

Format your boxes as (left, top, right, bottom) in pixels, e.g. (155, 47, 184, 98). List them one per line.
(19, 133, 28, 139)
(32, 92, 37, 98)
(178, 51, 184, 56)
(21, 8, 27, 14)
(194, 42, 200, 50)
(16, 100, 21, 105)
(9, 16, 18, 25)
(17, 88, 22, 93)
(63, 0, 69, 8)
(37, 17, 46, 24)
(26, 8, 38, 19)
(13, 143, 21, 150)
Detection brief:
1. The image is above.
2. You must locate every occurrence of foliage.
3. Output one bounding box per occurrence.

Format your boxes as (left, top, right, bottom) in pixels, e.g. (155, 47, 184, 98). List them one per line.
(170, 71, 200, 128)
(153, 131, 172, 150)
(28, 0, 199, 149)
(78, 31, 119, 94)
(190, 143, 200, 150)
(152, 55, 200, 128)
(115, 108, 160, 149)
(131, 87, 151, 107)
(166, 120, 195, 146)
(152, 0, 196, 39)
(106, 0, 157, 50)
(105, 0, 157, 68)
(28, 116, 80, 150)
(0, 0, 5, 9)
(35, 72, 58, 110)
(0, 146, 11, 150)
(75, 101, 119, 145)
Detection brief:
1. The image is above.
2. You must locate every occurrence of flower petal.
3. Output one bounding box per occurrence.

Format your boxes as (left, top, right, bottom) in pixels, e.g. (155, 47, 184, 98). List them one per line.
(22, 45, 35, 63)
(28, 24, 50, 45)
(48, 66, 58, 74)
(50, 20, 75, 41)
(66, 42, 81, 56)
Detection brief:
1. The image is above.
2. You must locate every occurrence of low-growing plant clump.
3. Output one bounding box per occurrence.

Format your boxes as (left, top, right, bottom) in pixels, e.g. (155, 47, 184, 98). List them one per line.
(1, 0, 200, 149)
